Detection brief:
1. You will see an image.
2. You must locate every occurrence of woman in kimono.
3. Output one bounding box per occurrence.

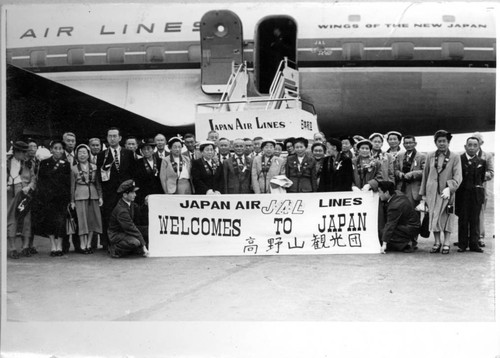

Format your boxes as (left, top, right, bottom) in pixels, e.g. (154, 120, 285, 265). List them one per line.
(34, 139, 71, 257)
(70, 144, 103, 254)
(285, 137, 317, 193)
(160, 136, 193, 194)
(419, 130, 462, 254)
(252, 139, 285, 194)
(352, 139, 383, 191)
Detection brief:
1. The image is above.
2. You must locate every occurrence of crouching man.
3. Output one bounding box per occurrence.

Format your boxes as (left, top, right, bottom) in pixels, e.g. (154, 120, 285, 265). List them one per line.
(378, 181, 420, 254)
(108, 180, 149, 258)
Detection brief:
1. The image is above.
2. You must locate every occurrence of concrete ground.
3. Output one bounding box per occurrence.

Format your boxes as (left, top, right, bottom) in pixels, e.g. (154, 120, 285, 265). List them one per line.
(6, 204, 495, 322)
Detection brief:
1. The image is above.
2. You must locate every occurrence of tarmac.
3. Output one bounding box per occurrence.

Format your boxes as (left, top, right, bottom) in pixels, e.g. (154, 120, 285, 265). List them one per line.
(6, 203, 496, 322)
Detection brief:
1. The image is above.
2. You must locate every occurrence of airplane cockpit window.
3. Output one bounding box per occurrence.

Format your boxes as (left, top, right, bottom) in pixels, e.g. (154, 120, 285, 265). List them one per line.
(256, 17, 297, 94)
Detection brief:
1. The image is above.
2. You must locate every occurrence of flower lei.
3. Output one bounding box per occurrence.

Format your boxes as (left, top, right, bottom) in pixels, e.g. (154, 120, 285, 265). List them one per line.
(53, 157, 66, 172)
(77, 162, 94, 184)
(144, 157, 158, 177)
(261, 155, 274, 174)
(356, 156, 377, 174)
(434, 149, 450, 173)
(203, 158, 218, 175)
(232, 155, 248, 174)
(170, 154, 183, 178)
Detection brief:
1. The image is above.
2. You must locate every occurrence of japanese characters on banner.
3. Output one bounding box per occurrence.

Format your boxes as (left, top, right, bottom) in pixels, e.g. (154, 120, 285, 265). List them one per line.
(148, 192, 380, 257)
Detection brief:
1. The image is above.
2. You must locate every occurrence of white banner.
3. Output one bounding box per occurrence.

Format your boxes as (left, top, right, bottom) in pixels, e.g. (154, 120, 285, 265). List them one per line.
(148, 192, 380, 257)
(195, 108, 319, 141)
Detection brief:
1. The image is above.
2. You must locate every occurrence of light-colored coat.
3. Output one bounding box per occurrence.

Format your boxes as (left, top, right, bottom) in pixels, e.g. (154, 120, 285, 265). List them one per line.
(394, 150, 426, 205)
(419, 151, 462, 232)
(251, 156, 285, 194)
(159, 154, 193, 194)
(70, 163, 102, 201)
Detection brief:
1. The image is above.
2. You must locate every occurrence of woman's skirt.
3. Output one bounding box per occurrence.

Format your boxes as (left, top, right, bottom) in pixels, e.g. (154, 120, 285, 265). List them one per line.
(75, 199, 102, 235)
(175, 179, 192, 194)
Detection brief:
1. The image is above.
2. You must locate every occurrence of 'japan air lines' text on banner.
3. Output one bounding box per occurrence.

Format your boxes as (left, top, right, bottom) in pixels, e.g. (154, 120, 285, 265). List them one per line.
(148, 192, 380, 257)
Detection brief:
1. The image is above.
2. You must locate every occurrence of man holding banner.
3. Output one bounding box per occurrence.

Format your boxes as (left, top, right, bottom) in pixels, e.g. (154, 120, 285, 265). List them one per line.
(378, 181, 420, 254)
(108, 180, 149, 258)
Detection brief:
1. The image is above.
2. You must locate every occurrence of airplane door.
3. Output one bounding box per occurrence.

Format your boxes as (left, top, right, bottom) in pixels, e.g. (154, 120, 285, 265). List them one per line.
(200, 10, 244, 94)
(255, 16, 297, 94)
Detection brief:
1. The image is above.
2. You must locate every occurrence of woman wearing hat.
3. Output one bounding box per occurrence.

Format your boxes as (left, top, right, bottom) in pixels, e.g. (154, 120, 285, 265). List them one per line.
(370, 132, 395, 183)
(419, 130, 462, 254)
(252, 139, 285, 194)
(386, 131, 403, 160)
(191, 141, 223, 195)
(134, 138, 164, 203)
(6, 141, 37, 259)
(160, 136, 193, 194)
(69, 144, 103, 254)
(318, 138, 354, 192)
(33, 139, 71, 257)
(285, 137, 317, 193)
(352, 139, 383, 191)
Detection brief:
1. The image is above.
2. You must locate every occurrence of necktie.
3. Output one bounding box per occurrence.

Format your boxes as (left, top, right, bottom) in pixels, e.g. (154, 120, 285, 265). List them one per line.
(114, 149, 120, 172)
(237, 157, 244, 171)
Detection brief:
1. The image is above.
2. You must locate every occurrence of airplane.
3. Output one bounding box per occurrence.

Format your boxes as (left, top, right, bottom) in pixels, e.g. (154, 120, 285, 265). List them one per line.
(4, 2, 496, 149)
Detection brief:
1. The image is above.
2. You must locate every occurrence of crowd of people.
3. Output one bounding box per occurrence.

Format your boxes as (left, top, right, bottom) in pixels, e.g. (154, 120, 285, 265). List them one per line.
(6, 127, 493, 259)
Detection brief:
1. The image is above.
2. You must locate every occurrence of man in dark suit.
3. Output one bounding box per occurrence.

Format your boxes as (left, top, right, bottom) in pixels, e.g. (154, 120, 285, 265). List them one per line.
(456, 137, 486, 253)
(153, 133, 169, 160)
(181, 133, 199, 161)
(108, 180, 148, 258)
(62, 132, 80, 253)
(223, 138, 252, 194)
(378, 181, 420, 253)
(62, 132, 77, 166)
(88, 138, 102, 165)
(217, 137, 233, 163)
(96, 127, 136, 250)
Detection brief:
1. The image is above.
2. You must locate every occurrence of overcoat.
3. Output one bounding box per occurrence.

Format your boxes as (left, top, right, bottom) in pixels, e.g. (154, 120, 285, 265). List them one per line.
(419, 150, 462, 232)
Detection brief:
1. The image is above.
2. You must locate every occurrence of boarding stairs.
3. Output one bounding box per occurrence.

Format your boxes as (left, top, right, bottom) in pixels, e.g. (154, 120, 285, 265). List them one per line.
(195, 57, 318, 140)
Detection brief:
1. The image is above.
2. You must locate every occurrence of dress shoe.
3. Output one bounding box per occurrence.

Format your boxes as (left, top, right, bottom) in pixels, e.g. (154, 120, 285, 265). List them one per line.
(9, 250, 20, 259)
(453, 242, 459, 246)
(457, 248, 466, 252)
(478, 240, 485, 247)
(470, 247, 484, 253)
(29, 247, 38, 255)
(20, 248, 32, 257)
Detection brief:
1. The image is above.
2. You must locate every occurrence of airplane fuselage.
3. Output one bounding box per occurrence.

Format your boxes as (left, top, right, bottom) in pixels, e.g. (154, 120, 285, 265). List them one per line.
(5, 2, 496, 137)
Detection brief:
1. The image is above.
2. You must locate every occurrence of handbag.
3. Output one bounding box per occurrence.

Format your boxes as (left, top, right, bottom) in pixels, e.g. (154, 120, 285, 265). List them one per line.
(66, 205, 77, 235)
(419, 212, 430, 238)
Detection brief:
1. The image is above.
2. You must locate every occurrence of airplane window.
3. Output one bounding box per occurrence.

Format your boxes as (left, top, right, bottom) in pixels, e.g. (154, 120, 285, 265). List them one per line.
(188, 45, 201, 62)
(392, 42, 414, 60)
(107, 48, 125, 64)
(67, 49, 85, 65)
(30, 50, 47, 67)
(342, 43, 364, 60)
(442, 42, 464, 60)
(146, 47, 165, 63)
